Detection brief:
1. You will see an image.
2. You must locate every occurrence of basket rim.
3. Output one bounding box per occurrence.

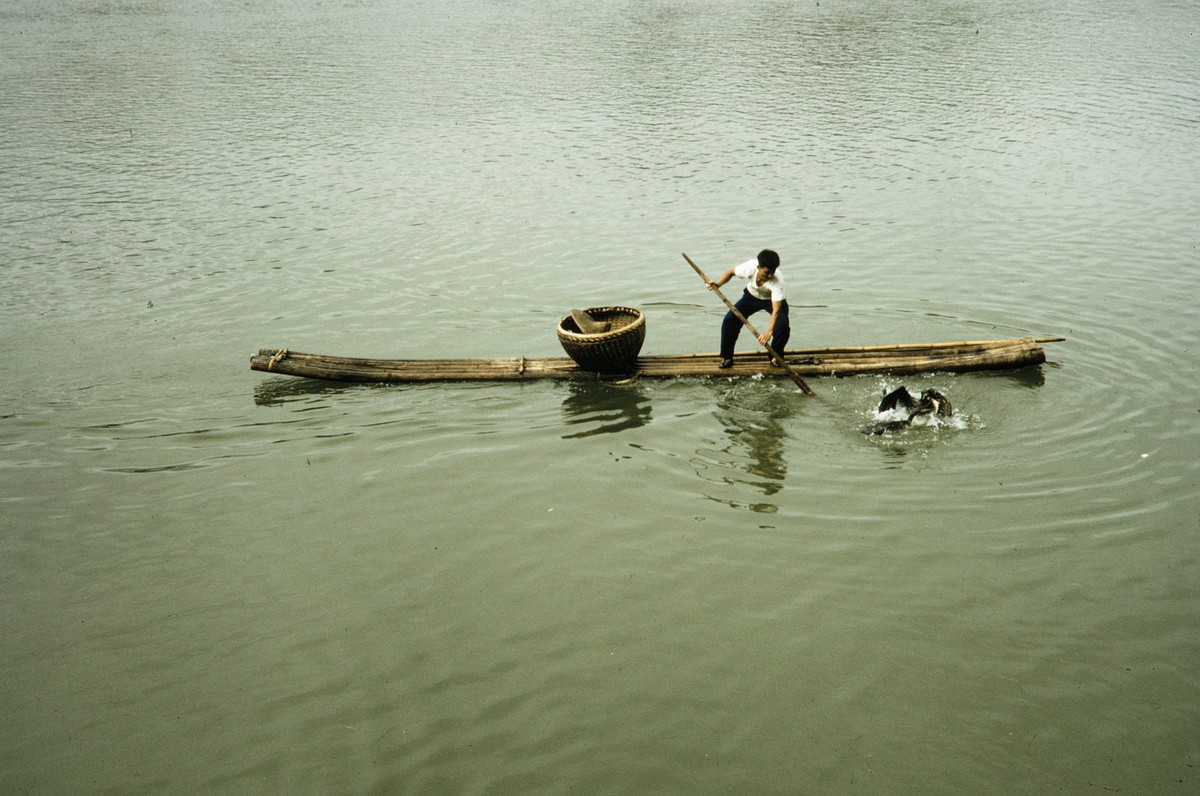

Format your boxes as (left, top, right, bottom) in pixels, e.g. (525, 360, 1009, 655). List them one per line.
(556, 306, 645, 341)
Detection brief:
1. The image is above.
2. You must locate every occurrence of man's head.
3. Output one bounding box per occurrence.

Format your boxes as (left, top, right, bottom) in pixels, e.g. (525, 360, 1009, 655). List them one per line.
(757, 249, 780, 274)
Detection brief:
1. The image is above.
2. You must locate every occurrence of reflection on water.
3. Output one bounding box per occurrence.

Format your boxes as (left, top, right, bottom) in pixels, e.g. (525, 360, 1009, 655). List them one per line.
(252, 375, 379, 407)
(559, 381, 651, 439)
(1003, 365, 1049, 389)
(692, 383, 798, 507)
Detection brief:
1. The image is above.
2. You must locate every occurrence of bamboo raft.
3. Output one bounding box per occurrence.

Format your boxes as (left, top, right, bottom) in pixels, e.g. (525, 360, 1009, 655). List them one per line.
(250, 337, 1063, 383)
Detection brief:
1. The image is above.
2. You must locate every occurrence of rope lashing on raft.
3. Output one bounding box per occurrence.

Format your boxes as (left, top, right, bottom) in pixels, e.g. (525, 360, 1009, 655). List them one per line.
(267, 348, 289, 371)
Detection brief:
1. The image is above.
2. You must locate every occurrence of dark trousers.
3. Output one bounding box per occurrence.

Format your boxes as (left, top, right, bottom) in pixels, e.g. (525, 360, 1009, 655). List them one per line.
(721, 290, 790, 359)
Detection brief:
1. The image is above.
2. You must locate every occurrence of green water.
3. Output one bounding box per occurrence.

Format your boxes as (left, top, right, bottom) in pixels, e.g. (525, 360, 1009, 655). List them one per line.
(2, 0, 1198, 793)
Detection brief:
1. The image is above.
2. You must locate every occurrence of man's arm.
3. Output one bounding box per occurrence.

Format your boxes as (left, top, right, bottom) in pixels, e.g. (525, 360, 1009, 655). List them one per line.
(706, 268, 737, 290)
(757, 300, 783, 344)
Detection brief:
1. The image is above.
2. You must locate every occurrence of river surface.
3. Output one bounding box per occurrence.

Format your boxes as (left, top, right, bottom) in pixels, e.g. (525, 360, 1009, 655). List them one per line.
(3, 0, 1198, 793)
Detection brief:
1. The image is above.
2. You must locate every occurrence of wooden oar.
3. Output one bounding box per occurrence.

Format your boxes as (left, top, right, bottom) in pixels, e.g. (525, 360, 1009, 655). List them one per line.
(682, 252, 815, 396)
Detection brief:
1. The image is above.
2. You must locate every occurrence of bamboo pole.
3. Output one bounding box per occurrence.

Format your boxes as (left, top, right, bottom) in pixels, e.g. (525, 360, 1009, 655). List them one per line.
(680, 252, 816, 396)
(785, 337, 1063, 354)
(251, 338, 1054, 383)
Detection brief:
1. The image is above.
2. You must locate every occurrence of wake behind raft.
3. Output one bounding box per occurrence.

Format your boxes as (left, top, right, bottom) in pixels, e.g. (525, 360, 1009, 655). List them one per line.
(250, 306, 1063, 384)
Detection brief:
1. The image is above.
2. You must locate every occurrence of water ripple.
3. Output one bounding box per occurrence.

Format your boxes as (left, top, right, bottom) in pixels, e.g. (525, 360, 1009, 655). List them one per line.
(4, 1, 1199, 793)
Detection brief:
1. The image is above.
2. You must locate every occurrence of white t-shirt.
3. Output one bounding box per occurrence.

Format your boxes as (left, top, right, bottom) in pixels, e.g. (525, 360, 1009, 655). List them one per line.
(735, 259, 785, 301)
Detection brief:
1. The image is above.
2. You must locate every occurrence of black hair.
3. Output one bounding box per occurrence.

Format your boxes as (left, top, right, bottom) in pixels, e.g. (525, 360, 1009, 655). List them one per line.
(757, 249, 780, 272)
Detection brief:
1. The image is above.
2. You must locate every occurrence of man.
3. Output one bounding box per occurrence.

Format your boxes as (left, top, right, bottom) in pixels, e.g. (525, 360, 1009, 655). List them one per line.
(705, 249, 790, 368)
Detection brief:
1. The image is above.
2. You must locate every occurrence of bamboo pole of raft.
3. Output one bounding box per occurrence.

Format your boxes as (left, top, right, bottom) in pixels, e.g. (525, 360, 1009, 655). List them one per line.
(250, 337, 1058, 383)
(681, 252, 816, 396)
(632, 337, 1062, 360)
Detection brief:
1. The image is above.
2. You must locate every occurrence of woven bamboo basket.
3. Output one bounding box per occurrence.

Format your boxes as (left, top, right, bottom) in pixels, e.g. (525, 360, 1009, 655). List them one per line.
(556, 306, 646, 374)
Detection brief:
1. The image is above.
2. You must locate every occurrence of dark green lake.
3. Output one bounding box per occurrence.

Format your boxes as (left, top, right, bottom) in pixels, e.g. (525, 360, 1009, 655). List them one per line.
(3, 0, 1197, 792)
